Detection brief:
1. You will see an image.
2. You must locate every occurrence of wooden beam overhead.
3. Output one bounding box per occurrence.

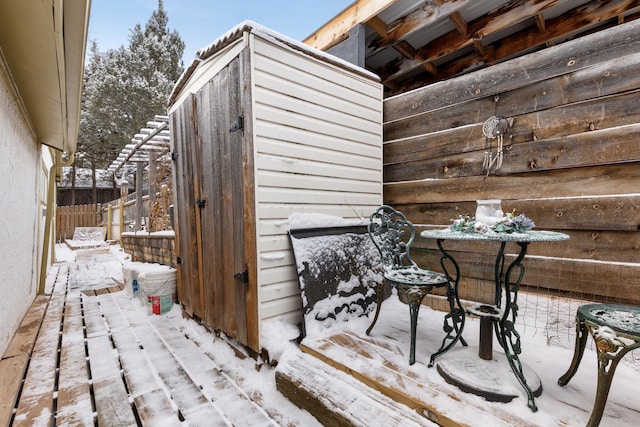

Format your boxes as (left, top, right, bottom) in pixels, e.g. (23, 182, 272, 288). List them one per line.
(448, 10, 467, 35)
(369, 0, 474, 51)
(380, 0, 637, 88)
(535, 12, 546, 32)
(303, 0, 399, 50)
(365, 15, 388, 37)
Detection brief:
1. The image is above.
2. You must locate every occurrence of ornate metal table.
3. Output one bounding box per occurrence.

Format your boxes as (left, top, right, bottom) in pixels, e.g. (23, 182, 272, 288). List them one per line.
(420, 229, 569, 412)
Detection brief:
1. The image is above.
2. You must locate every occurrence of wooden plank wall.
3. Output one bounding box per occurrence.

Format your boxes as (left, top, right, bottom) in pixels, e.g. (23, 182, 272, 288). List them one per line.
(382, 19, 640, 305)
(55, 204, 101, 242)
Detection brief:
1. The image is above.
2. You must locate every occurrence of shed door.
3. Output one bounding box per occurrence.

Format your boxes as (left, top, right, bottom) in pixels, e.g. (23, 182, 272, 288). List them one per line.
(175, 54, 257, 350)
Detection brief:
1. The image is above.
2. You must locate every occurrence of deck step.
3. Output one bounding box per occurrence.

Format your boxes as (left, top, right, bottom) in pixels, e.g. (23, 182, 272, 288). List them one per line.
(275, 350, 437, 426)
(296, 331, 533, 427)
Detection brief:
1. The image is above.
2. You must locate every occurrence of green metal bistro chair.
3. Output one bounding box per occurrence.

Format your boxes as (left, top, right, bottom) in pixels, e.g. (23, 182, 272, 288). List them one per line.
(366, 205, 459, 365)
(558, 304, 640, 427)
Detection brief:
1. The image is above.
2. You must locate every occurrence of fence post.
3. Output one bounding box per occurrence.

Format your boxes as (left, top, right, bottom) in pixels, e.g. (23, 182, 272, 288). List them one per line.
(107, 204, 113, 240)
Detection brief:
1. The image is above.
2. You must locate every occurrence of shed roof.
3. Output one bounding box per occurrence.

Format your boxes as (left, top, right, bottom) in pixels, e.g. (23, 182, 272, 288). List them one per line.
(168, 20, 380, 107)
(304, 0, 640, 97)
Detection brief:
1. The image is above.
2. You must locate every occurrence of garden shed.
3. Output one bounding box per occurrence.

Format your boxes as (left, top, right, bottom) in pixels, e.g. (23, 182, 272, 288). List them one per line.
(167, 21, 383, 352)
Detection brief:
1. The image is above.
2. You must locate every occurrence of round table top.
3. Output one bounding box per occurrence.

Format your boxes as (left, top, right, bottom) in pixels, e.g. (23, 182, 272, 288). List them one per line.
(420, 229, 570, 243)
(578, 303, 640, 336)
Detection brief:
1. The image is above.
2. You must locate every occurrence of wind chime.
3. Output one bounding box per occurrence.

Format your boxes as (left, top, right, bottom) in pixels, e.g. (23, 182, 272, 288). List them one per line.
(482, 115, 508, 175)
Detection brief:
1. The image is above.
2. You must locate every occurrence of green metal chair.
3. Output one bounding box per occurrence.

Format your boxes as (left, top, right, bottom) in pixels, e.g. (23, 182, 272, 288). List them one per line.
(558, 303, 640, 427)
(366, 205, 464, 365)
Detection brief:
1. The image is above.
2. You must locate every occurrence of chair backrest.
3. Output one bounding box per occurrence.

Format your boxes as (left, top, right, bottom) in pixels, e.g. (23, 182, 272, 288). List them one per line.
(368, 205, 417, 270)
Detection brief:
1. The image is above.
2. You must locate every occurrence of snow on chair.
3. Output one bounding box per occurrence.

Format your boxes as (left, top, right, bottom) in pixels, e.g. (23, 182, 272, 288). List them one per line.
(366, 205, 462, 365)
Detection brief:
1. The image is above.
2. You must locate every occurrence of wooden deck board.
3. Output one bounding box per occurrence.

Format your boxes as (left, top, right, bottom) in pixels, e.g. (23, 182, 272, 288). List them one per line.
(97, 294, 227, 425)
(12, 269, 68, 426)
(0, 294, 50, 426)
(2, 295, 49, 358)
(148, 314, 277, 426)
(92, 378, 138, 427)
(56, 293, 93, 426)
(301, 332, 530, 427)
(0, 354, 28, 425)
(276, 350, 437, 426)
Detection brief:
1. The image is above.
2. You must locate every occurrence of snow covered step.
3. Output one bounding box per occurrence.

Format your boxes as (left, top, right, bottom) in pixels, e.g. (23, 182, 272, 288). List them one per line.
(297, 331, 521, 427)
(275, 350, 438, 426)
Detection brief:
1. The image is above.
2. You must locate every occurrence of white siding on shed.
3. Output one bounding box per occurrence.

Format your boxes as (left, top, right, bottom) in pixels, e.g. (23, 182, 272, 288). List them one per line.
(250, 35, 383, 324)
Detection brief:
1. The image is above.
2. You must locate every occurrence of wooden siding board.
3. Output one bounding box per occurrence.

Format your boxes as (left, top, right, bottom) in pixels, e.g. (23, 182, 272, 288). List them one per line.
(384, 53, 640, 142)
(255, 103, 379, 146)
(253, 63, 380, 123)
(257, 138, 381, 170)
(400, 195, 640, 232)
(257, 203, 379, 220)
(257, 187, 382, 205)
(259, 234, 294, 253)
(261, 280, 301, 303)
(260, 295, 303, 320)
(254, 37, 381, 100)
(384, 163, 640, 204)
(256, 170, 381, 194)
(260, 267, 298, 287)
(240, 47, 260, 351)
(228, 54, 248, 343)
(256, 120, 381, 157)
(170, 105, 196, 316)
(256, 153, 381, 181)
(259, 251, 294, 269)
(415, 229, 639, 264)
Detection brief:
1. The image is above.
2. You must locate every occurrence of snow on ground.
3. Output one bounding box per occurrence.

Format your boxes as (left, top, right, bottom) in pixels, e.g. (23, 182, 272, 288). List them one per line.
(53, 243, 640, 426)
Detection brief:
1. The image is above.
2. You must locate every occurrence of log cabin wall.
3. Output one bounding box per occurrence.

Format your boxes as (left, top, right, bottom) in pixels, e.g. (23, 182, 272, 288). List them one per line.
(382, 19, 640, 305)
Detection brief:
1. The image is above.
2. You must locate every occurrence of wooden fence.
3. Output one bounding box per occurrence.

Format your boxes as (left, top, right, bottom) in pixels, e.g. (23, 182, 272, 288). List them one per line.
(381, 19, 640, 305)
(55, 204, 101, 242)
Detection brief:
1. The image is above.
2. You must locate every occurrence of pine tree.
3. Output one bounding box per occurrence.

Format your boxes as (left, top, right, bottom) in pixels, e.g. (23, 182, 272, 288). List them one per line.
(74, 0, 184, 203)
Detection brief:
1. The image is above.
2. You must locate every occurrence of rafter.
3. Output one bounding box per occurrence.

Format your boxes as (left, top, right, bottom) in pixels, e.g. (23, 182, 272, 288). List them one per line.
(380, 0, 637, 86)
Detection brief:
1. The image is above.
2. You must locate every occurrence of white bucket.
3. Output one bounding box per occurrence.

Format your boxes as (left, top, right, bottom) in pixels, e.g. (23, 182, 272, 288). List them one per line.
(122, 263, 141, 297)
(138, 268, 177, 315)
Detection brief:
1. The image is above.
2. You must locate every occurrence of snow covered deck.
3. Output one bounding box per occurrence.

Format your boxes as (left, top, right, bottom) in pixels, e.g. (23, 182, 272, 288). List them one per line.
(0, 246, 316, 426)
(2, 244, 640, 426)
(276, 295, 640, 426)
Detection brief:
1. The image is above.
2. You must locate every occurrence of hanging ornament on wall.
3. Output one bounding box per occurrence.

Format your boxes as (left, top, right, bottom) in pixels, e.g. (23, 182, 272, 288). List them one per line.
(482, 115, 509, 175)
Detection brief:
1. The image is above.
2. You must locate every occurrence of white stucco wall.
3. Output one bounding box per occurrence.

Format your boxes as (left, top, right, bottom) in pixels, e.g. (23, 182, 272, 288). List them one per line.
(0, 57, 41, 356)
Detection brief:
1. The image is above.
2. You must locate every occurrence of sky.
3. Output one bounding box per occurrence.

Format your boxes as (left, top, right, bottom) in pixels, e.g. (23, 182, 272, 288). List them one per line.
(88, 0, 354, 63)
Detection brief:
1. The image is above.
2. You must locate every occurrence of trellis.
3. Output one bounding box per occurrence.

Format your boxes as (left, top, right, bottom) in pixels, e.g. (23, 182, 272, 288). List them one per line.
(106, 115, 172, 232)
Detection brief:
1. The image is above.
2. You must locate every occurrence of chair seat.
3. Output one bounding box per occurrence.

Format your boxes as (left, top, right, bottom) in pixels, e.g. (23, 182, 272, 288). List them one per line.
(578, 304, 640, 338)
(384, 266, 448, 287)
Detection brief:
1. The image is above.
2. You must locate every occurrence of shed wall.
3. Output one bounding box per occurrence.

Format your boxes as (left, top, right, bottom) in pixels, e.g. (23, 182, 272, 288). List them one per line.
(250, 35, 383, 325)
(382, 19, 640, 305)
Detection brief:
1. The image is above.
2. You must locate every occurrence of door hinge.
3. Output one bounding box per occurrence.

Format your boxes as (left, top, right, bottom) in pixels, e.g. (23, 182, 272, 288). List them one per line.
(234, 268, 249, 285)
(171, 151, 178, 161)
(230, 115, 243, 132)
(176, 256, 183, 265)
(196, 199, 206, 208)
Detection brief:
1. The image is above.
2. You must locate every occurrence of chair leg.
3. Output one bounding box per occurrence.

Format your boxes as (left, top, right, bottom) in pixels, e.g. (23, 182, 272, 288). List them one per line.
(396, 285, 429, 365)
(584, 325, 640, 427)
(558, 316, 588, 386)
(366, 281, 386, 336)
(408, 299, 420, 365)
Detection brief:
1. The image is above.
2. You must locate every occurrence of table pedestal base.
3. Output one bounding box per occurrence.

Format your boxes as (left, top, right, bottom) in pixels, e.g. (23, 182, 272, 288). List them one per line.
(436, 349, 542, 403)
